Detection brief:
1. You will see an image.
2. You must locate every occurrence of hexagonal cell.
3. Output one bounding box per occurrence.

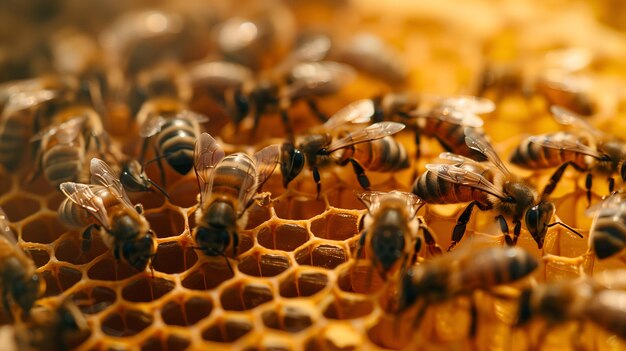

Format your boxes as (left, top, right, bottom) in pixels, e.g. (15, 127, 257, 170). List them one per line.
(129, 190, 165, 211)
(273, 196, 326, 220)
(145, 209, 185, 238)
(161, 296, 213, 326)
(46, 192, 66, 212)
(101, 308, 153, 337)
(337, 264, 384, 294)
(238, 251, 290, 277)
(310, 211, 360, 241)
(141, 335, 190, 351)
(168, 180, 200, 208)
(257, 223, 309, 251)
(87, 256, 140, 281)
(42, 266, 82, 297)
(220, 281, 274, 311)
(23, 247, 50, 268)
(70, 286, 116, 314)
(122, 276, 175, 302)
(21, 213, 65, 244)
(0, 195, 40, 222)
(19, 171, 54, 195)
(295, 243, 347, 269)
(55, 235, 108, 265)
(279, 271, 328, 298)
(181, 260, 234, 291)
(152, 241, 198, 274)
(367, 314, 414, 350)
(202, 317, 253, 343)
(0, 172, 12, 195)
(323, 296, 374, 319)
(244, 202, 272, 230)
(262, 305, 313, 333)
(237, 232, 254, 256)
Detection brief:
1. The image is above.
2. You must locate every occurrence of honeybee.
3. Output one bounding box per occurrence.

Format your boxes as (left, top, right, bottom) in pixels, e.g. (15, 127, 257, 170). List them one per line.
(516, 279, 626, 347)
(58, 158, 156, 271)
(399, 247, 538, 335)
(413, 128, 582, 250)
(0, 207, 43, 316)
(193, 132, 280, 263)
(188, 59, 355, 133)
(356, 190, 441, 279)
(133, 64, 207, 180)
(587, 191, 626, 260)
(279, 99, 406, 195)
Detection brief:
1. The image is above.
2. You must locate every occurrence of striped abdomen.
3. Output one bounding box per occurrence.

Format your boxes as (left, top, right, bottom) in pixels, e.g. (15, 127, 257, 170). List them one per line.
(43, 143, 85, 188)
(412, 162, 493, 205)
(419, 120, 486, 161)
(0, 111, 32, 170)
(351, 136, 409, 172)
(510, 132, 589, 170)
(206, 153, 256, 213)
(58, 186, 118, 229)
(592, 203, 626, 259)
(156, 117, 197, 174)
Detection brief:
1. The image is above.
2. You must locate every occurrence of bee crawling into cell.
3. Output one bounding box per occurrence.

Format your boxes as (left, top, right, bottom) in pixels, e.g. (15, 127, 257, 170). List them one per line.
(58, 158, 157, 271)
(354, 190, 442, 281)
(413, 128, 582, 251)
(192, 132, 281, 271)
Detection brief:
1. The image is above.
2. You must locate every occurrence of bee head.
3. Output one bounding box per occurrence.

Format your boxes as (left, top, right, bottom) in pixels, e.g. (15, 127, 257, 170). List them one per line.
(13, 274, 42, 313)
(227, 88, 250, 125)
(195, 226, 235, 257)
(280, 142, 304, 188)
(120, 160, 150, 192)
(196, 202, 238, 257)
(123, 234, 156, 271)
(111, 214, 141, 239)
(525, 201, 555, 249)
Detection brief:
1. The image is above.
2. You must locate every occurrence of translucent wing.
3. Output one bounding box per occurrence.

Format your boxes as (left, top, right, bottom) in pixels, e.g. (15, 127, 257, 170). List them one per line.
(193, 133, 225, 203)
(464, 127, 511, 177)
(528, 134, 605, 159)
(439, 96, 495, 114)
(325, 122, 405, 153)
(283, 61, 356, 100)
(179, 110, 210, 124)
(355, 190, 384, 214)
(139, 115, 167, 138)
(414, 107, 484, 128)
(273, 34, 331, 76)
(31, 116, 85, 144)
(60, 182, 111, 229)
(437, 152, 482, 165)
(550, 105, 604, 138)
(187, 60, 251, 91)
(90, 158, 133, 208)
(322, 99, 375, 130)
(238, 144, 281, 213)
(425, 163, 506, 199)
(0, 207, 17, 245)
(2, 89, 56, 118)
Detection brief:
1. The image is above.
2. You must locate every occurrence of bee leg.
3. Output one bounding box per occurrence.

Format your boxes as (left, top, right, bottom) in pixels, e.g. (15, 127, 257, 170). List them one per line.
(25, 142, 44, 184)
(1, 290, 11, 318)
(349, 159, 371, 190)
(152, 144, 167, 186)
(81, 224, 96, 254)
(306, 99, 328, 122)
(449, 201, 489, 251)
(495, 215, 513, 246)
(541, 161, 576, 198)
(469, 294, 479, 338)
(607, 176, 615, 195)
(232, 232, 239, 258)
(414, 130, 421, 160)
(251, 103, 266, 134)
(279, 104, 294, 137)
(313, 166, 322, 199)
(512, 220, 522, 245)
(585, 173, 593, 207)
(139, 137, 151, 164)
(411, 300, 429, 330)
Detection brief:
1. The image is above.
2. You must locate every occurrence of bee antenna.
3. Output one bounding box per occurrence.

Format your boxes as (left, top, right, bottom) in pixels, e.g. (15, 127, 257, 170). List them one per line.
(147, 178, 171, 201)
(222, 253, 234, 276)
(547, 221, 583, 238)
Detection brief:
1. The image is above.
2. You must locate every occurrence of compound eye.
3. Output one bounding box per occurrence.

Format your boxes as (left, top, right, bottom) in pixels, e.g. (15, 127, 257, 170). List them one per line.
(280, 143, 304, 187)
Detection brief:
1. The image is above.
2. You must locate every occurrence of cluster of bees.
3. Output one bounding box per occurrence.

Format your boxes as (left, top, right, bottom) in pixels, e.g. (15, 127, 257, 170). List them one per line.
(1, 1, 626, 349)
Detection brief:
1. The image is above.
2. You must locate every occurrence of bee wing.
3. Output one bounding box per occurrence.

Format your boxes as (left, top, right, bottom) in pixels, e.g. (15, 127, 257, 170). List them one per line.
(90, 158, 133, 208)
(179, 110, 210, 124)
(527, 135, 605, 159)
(322, 99, 376, 130)
(187, 61, 251, 91)
(585, 192, 626, 217)
(194, 133, 225, 203)
(439, 96, 495, 114)
(238, 144, 281, 213)
(273, 35, 331, 76)
(550, 105, 604, 138)
(425, 163, 507, 199)
(283, 61, 355, 100)
(2, 89, 56, 118)
(138, 114, 167, 138)
(0, 207, 17, 246)
(437, 152, 482, 165)
(464, 127, 511, 177)
(355, 190, 385, 213)
(414, 107, 484, 128)
(60, 182, 111, 229)
(325, 122, 405, 153)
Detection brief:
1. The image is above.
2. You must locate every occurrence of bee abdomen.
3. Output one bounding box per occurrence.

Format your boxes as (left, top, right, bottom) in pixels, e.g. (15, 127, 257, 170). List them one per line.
(510, 133, 588, 169)
(43, 145, 83, 187)
(0, 116, 30, 170)
(354, 136, 409, 172)
(459, 247, 538, 291)
(157, 118, 196, 174)
(413, 170, 484, 204)
(211, 154, 256, 200)
(592, 211, 626, 259)
(58, 198, 93, 228)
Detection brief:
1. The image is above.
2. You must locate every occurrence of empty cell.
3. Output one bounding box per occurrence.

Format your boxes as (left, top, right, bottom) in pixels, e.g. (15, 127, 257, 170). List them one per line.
(279, 271, 328, 298)
(55, 235, 107, 265)
(168, 181, 200, 208)
(46, 192, 66, 212)
(70, 286, 116, 314)
(295, 244, 346, 269)
(161, 296, 213, 326)
(262, 306, 313, 332)
(19, 172, 54, 195)
(337, 265, 384, 294)
(310, 211, 360, 241)
(273, 196, 326, 220)
(237, 232, 254, 255)
(202, 318, 253, 343)
(140, 335, 190, 351)
(22, 213, 65, 244)
(220, 282, 273, 311)
(244, 202, 272, 229)
(258, 224, 309, 251)
(323, 297, 374, 319)
(42, 266, 82, 297)
(145, 209, 185, 238)
(152, 241, 198, 274)
(238, 251, 290, 277)
(101, 308, 153, 337)
(181, 260, 234, 291)
(23, 247, 49, 267)
(1, 195, 39, 222)
(87, 257, 141, 281)
(129, 190, 165, 211)
(122, 276, 175, 302)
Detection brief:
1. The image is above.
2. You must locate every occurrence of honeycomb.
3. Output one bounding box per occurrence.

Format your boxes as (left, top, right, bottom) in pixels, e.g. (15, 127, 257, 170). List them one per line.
(3, 0, 626, 350)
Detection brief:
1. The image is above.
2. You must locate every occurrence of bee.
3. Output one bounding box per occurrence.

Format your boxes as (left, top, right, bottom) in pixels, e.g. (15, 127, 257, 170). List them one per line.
(116, 157, 170, 199)
(587, 191, 626, 260)
(511, 105, 626, 203)
(188, 58, 355, 133)
(279, 99, 406, 195)
(133, 64, 207, 181)
(413, 128, 582, 250)
(516, 280, 626, 348)
(399, 247, 538, 336)
(0, 207, 43, 316)
(193, 132, 280, 264)
(355, 190, 441, 280)
(58, 158, 156, 271)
